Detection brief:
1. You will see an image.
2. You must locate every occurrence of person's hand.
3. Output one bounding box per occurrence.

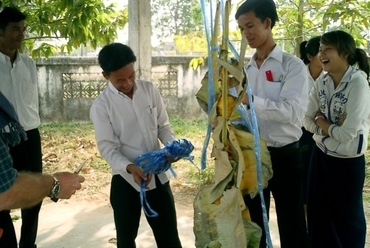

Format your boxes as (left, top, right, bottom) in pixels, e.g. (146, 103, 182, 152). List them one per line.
(53, 172, 85, 199)
(314, 112, 325, 120)
(166, 156, 180, 163)
(126, 164, 153, 188)
(314, 112, 327, 125)
(338, 113, 347, 126)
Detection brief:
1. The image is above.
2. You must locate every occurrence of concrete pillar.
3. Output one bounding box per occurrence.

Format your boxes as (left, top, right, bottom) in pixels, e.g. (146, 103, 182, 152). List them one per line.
(128, 0, 152, 81)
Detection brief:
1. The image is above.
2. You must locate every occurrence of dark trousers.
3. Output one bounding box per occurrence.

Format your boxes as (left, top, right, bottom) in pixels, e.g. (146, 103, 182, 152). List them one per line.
(299, 127, 314, 204)
(0, 129, 42, 248)
(110, 175, 182, 248)
(244, 141, 308, 248)
(0, 210, 17, 248)
(307, 146, 366, 248)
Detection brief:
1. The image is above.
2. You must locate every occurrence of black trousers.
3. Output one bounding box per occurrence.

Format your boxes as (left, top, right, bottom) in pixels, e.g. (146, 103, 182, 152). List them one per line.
(110, 174, 182, 248)
(307, 146, 366, 248)
(0, 128, 42, 248)
(243, 141, 308, 248)
(299, 127, 314, 204)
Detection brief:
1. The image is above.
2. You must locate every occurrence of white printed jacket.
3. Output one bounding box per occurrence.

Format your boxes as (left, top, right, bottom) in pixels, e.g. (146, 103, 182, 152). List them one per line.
(303, 66, 370, 158)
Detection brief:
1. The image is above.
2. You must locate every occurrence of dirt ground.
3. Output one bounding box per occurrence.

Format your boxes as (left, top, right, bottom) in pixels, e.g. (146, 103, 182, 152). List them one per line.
(11, 178, 370, 248)
(11, 180, 283, 248)
(26, 124, 369, 247)
(12, 186, 370, 248)
(12, 182, 198, 248)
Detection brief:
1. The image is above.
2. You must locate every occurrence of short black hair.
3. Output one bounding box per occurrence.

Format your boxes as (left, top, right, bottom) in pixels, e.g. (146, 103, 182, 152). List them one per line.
(98, 43, 137, 74)
(0, 6, 26, 31)
(235, 0, 279, 28)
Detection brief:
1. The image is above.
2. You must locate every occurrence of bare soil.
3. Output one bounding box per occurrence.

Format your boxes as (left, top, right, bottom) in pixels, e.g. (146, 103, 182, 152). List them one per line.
(10, 124, 369, 247)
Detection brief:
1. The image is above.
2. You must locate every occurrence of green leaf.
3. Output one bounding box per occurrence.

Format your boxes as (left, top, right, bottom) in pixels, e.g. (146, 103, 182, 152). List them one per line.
(9, 0, 128, 58)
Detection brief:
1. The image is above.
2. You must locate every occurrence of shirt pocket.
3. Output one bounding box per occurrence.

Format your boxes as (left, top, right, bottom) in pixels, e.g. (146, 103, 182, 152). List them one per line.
(264, 80, 283, 101)
(18, 67, 37, 103)
(145, 106, 158, 130)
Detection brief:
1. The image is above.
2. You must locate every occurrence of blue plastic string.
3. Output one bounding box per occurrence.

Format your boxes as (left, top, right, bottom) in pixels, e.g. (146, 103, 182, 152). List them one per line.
(135, 139, 194, 217)
(228, 39, 240, 61)
(200, 0, 215, 170)
(199, 1, 272, 246)
(243, 68, 273, 248)
(228, 87, 252, 131)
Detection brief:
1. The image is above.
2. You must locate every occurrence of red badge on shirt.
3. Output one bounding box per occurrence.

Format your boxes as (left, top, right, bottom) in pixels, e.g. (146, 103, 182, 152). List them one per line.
(265, 70, 273, 81)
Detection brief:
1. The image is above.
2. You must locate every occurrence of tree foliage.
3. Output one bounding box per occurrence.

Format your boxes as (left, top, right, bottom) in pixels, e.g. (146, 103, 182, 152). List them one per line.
(173, 33, 208, 55)
(151, 0, 204, 38)
(274, 0, 370, 55)
(3, 0, 128, 58)
(191, 0, 370, 56)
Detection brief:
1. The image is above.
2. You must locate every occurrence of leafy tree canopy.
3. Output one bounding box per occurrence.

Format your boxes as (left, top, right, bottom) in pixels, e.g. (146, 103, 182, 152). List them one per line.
(272, 0, 370, 55)
(3, 0, 128, 58)
(151, 0, 203, 38)
(163, 0, 370, 57)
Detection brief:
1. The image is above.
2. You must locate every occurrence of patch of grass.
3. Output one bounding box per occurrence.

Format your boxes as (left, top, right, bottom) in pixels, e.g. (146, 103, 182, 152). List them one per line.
(169, 116, 215, 186)
(38, 119, 215, 194)
(170, 116, 209, 138)
(38, 121, 370, 198)
(185, 166, 215, 186)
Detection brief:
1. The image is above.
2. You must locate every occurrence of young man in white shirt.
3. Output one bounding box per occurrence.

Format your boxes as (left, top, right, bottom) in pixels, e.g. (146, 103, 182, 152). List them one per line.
(236, 0, 309, 247)
(0, 6, 43, 248)
(90, 43, 182, 248)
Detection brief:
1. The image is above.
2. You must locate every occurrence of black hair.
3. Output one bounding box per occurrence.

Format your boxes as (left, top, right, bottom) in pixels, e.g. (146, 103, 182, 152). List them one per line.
(321, 30, 369, 81)
(235, 0, 279, 29)
(299, 36, 321, 65)
(98, 43, 137, 74)
(0, 5, 26, 31)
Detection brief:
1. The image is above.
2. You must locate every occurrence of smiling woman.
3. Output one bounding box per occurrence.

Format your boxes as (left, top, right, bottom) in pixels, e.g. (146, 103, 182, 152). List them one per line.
(303, 30, 370, 248)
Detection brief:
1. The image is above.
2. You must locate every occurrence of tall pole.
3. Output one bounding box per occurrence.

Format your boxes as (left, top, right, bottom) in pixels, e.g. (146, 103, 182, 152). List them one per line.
(128, 0, 152, 81)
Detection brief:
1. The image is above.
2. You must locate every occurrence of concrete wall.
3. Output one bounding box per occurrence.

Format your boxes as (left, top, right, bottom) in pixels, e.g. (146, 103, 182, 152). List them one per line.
(36, 56, 208, 123)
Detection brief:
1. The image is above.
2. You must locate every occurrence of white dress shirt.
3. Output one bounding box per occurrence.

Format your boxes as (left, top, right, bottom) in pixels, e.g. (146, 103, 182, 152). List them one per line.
(0, 52, 40, 131)
(90, 80, 176, 191)
(246, 46, 309, 147)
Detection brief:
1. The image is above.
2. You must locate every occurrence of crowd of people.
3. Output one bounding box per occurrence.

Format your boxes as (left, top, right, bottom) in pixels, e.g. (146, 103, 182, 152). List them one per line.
(0, 1, 369, 248)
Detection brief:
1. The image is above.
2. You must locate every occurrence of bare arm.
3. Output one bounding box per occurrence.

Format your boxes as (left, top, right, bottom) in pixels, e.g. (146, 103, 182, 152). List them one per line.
(0, 172, 54, 210)
(0, 172, 85, 211)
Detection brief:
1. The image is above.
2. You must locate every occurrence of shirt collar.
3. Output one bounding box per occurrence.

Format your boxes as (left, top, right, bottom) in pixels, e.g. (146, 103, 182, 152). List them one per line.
(107, 81, 138, 96)
(246, 45, 283, 68)
(323, 65, 357, 85)
(0, 51, 9, 64)
(0, 50, 21, 65)
(341, 65, 354, 83)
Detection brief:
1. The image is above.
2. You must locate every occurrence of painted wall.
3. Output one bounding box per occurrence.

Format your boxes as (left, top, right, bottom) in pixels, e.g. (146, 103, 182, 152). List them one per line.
(36, 56, 208, 123)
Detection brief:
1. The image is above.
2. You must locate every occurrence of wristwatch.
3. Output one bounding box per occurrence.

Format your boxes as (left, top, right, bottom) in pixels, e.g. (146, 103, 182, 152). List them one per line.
(49, 176, 61, 200)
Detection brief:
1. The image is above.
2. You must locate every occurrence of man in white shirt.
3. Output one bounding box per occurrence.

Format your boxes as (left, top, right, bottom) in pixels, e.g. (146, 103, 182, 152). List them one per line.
(0, 6, 43, 248)
(236, 0, 309, 247)
(90, 43, 182, 248)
